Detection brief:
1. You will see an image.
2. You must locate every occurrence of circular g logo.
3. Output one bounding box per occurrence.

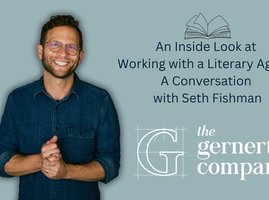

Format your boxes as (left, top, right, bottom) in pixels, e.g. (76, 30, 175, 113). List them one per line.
(137, 128, 184, 176)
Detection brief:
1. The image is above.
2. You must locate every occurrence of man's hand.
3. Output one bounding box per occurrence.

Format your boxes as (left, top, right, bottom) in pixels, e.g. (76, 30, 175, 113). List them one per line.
(40, 135, 105, 182)
(41, 135, 60, 161)
(41, 136, 69, 179)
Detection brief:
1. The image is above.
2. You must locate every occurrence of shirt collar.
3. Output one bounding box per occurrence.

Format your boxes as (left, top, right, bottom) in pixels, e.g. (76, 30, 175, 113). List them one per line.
(70, 73, 81, 100)
(33, 73, 81, 100)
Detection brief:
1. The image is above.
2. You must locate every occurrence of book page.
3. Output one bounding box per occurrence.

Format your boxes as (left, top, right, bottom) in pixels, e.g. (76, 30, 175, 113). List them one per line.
(186, 15, 207, 35)
(193, 13, 209, 35)
(208, 15, 229, 36)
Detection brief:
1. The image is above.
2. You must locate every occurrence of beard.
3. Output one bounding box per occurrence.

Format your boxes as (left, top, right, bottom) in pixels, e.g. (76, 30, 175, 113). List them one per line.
(41, 52, 79, 79)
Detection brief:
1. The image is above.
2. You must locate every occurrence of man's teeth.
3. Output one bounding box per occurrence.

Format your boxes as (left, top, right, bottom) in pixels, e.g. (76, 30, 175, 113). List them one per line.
(54, 61, 68, 66)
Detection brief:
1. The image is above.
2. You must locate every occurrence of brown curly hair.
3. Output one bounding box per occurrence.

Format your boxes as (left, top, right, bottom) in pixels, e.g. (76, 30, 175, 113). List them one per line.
(40, 15, 83, 50)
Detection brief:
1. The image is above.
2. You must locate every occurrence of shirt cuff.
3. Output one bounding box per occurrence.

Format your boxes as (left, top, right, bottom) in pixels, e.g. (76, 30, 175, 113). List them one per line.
(96, 157, 119, 184)
(0, 151, 16, 177)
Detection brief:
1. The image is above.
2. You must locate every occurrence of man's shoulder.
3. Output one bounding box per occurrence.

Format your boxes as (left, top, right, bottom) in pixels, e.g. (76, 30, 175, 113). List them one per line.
(77, 78, 110, 98)
(9, 79, 41, 98)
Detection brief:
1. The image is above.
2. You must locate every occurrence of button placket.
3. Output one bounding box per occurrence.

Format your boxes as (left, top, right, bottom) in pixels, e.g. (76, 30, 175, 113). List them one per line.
(53, 104, 60, 134)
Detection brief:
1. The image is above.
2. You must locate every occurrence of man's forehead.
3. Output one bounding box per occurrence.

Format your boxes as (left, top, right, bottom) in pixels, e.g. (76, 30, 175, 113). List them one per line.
(46, 26, 80, 42)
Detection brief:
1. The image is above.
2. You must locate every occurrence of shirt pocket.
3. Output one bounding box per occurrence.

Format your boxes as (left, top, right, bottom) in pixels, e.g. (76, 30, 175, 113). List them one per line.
(60, 126, 96, 163)
(68, 126, 94, 139)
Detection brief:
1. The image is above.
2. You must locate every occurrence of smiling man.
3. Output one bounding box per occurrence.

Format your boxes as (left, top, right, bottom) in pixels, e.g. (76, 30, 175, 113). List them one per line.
(0, 15, 120, 200)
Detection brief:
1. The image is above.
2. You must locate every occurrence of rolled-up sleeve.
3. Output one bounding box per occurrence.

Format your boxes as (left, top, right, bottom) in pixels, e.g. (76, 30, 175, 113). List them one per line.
(0, 94, 18, 177)
(95, 94, 120, 184)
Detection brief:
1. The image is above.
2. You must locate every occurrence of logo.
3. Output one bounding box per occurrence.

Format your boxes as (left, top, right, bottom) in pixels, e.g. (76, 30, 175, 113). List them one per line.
(136, 127, 186, 178)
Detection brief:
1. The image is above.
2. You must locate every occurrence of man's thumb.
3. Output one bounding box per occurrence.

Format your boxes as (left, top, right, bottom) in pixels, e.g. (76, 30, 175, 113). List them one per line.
(50, 135, 58, 143)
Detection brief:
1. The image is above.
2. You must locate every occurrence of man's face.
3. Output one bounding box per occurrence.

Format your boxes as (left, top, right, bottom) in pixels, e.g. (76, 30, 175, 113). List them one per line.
(37, 26, 83, 79)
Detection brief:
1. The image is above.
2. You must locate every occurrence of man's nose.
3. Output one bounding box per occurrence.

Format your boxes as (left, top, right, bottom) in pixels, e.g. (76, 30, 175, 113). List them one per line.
(57, 46, 69, 57)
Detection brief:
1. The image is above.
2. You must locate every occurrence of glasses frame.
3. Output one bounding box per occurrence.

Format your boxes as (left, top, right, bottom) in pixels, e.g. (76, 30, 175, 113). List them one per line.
(45, 41, 81, 56)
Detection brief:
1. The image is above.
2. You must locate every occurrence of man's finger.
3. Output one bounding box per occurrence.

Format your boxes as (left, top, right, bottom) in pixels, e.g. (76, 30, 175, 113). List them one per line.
(46, 153, 61, 161)
(43, 160, 58, 167)
(41, 149, 60, 159)
(50, 135, 58, 143)
(42, 135, 58, 147)
(41, 143, 58, 153)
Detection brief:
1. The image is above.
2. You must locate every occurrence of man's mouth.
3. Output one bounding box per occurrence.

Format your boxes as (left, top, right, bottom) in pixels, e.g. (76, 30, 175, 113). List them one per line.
(53, 60, 70, 67)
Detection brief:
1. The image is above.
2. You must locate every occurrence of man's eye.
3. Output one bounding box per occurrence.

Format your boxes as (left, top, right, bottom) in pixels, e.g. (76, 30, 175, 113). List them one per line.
(67, 45, 78, 50)
(51, 42, 61, 47)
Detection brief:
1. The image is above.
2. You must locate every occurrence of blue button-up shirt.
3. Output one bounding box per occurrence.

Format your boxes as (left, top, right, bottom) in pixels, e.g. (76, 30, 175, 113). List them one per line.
(0, 74, 120, 200)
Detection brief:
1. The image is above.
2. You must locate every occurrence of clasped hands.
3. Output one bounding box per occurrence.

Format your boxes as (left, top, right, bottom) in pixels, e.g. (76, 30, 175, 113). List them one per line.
(40, 135, 68, 179)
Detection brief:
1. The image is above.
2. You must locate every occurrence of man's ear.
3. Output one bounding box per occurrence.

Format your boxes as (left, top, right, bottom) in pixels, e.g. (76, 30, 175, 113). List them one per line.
(78, 50, 84, 64)
(37, 44, 43, 60)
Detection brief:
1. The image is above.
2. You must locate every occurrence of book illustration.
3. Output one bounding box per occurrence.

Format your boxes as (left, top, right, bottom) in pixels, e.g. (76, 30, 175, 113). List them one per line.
(184, 13, 231, 39)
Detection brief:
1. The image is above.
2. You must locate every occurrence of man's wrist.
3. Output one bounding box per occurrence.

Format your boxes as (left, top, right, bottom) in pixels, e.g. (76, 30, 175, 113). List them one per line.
(64, 163, 72, 179)
(34, 154, 43, 170)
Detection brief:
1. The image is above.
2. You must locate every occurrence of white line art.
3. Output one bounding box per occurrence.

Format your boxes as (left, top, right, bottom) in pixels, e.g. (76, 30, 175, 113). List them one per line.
(136, 127, 186, 178)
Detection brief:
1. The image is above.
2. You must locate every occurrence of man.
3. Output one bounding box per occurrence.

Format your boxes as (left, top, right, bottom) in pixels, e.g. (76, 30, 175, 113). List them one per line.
(0, 15, 120, 200)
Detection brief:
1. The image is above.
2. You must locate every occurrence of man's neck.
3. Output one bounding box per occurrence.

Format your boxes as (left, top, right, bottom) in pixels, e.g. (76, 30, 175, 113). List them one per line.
(43, 71, 75, 101)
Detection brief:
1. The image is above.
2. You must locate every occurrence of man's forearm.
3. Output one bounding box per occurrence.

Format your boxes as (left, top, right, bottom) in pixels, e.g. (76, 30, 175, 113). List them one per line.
(4, 154, 42, 176)
(65, 161, 105, 182)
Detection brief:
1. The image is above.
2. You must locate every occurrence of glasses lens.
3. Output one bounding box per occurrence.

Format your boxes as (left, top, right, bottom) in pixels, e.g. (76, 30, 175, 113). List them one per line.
(66, 44, 79, 55)
(48, 41, 62, 52)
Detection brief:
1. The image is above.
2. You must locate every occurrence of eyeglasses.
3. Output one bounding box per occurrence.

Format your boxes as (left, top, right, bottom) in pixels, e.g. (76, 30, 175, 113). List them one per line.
(46, 41, 80, 56)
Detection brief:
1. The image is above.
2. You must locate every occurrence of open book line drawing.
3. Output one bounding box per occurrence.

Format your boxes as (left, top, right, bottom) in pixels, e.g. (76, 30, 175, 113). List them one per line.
(185, 13, 231, 39)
